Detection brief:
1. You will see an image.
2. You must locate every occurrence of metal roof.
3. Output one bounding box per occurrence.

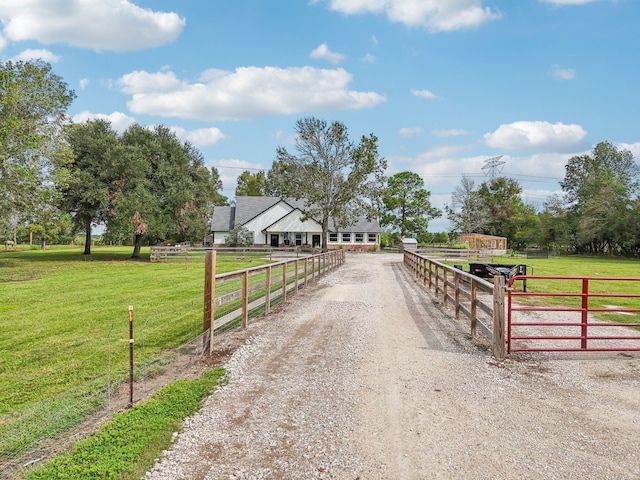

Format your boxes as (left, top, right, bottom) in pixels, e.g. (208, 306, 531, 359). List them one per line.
(211, 196, 381, 233)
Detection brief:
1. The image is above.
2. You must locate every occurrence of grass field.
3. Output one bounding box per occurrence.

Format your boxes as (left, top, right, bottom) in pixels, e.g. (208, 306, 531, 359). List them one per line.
(1, 248, 639, 471)
(0, 246, 271, 466)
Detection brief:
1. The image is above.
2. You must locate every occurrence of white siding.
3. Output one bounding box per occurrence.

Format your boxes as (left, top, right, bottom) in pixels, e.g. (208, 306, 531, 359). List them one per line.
(213, 231, 228, 244)
(268, 210, 322, 233)
(243, 202, 293, 244)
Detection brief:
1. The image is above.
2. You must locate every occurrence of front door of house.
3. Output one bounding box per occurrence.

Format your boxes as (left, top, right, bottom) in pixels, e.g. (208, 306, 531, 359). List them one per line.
(270, 234, 279, 247)
(312, 235, 321, 248)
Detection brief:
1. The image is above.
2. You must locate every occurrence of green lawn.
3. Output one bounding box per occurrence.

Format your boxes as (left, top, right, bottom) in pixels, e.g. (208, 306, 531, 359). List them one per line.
(2, 248, 638, 467)
(0, 246, 270, 463)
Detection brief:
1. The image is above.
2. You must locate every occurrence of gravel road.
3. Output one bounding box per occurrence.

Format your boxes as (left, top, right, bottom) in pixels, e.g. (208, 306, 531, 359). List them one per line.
(144, 253, 640, 480)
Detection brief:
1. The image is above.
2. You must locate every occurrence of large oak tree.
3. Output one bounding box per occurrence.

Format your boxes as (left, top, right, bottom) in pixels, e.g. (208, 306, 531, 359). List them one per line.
(272, 117, 386, 251)
(59, 119, 120, 254)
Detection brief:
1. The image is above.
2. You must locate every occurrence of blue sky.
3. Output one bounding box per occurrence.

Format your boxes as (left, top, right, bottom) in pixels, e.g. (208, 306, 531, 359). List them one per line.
(1, 0, 639, 232)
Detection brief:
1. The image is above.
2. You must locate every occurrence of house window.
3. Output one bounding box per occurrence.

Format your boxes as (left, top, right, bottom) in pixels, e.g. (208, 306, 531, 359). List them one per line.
(329, 233, 338, 243)
(355, 233, 364, 243)
(341, 233, 351, 242)
(491, 240, 497, 249)
(368, 233, 377, 243)
(295, 233, 302, 246)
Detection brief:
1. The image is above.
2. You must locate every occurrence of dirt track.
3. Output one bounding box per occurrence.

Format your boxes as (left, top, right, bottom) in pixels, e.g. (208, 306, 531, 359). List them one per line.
(145, 253, 640, 480)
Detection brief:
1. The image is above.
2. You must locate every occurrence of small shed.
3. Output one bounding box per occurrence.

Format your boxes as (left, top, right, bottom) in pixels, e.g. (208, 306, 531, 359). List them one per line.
(400, 237, 418, 252)
(458, 233, 507, 253)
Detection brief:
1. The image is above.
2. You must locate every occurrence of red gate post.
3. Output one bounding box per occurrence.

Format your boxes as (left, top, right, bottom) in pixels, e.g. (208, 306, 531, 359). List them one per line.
(581, 278, 589, 350)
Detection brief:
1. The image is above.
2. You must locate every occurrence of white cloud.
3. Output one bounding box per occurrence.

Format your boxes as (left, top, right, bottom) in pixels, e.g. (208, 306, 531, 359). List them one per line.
(619, 142, 640, 160)
(484, 121, 588, 152)
(71, 110, 137, 133)
(0, 0, 185, 52)
(0, 33, 6, 51)
(211, 159, 266, 194)
(119, 66, 387, 121)
(117, 70, 183, 95)
(309, 43, 345, 64)
(432, 129, 468, 137)
(411, 88, 438, 99)
(399, 127, 421, 138)
(321, 0, 501, 31)
(70, 110, 227, 147)
(79, 78, 90, 89)
(169, 126, 227, 147)
(362, 53, 376, 63)
(11, 48, 59, 63)
(552, 66, 576, 80)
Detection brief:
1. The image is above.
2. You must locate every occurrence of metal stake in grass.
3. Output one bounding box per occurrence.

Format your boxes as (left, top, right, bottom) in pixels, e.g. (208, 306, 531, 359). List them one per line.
(128, 305, 134, 408)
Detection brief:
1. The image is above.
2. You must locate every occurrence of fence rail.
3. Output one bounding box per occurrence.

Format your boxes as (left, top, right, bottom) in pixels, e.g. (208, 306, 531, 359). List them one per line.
(404, 250, 506, 360)
(507, 275, 640, 353)
(202, 249, 345, 353)
(415, 247, 497, 263)
(150, 245, 322, 262)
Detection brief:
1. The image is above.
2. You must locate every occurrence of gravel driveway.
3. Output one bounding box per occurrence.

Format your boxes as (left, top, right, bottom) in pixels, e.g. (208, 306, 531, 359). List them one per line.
(144, 253, 640, 480)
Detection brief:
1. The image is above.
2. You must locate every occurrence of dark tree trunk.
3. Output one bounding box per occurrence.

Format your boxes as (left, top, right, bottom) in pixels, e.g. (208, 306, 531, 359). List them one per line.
(321, 218, 329, 252)
(83, 218, 92, 255)
(132, 234, 143, 258)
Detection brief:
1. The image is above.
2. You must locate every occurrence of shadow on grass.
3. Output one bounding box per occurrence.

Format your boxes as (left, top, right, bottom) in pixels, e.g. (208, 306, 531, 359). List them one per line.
(0, 247, 150, 263)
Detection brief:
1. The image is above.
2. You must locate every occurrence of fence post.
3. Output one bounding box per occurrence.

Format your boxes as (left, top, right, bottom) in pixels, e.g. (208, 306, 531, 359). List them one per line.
(295, 259, 299, 294)
(443, 269, 449, 307)
(454, 273, 460, 319)
(493, 275, 506, 361)
(422, 258, 427, 287)
(470, 279, 477, 337)
(242, 270, 248, 329)
(203, 250, 216, 355)
(128, 305, 134, 408)
(265, 265, 272, 314)
(303, 258, 308, 289)
(282, 262, 287, 303)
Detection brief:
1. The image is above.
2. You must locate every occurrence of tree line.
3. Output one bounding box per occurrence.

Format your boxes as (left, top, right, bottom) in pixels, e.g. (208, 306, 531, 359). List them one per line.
(445, 141, 640, 256)
(0, 60, 227, 257)
(2, 60, 639, 256)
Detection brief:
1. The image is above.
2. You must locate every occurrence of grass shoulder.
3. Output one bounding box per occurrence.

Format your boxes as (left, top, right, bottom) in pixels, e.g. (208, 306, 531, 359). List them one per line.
(24, 367, 227, 480)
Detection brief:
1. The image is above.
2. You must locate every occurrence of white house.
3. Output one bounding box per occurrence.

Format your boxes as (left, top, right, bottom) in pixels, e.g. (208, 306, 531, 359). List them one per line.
(210, 196, 381, 251)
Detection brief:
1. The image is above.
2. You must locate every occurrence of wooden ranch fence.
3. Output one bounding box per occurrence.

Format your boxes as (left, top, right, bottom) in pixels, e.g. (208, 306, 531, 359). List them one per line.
(202, 249, 345, 354)
(150, 245, 322, 262)
(404, 250, 506, 360)
(416, 247, 497, 263)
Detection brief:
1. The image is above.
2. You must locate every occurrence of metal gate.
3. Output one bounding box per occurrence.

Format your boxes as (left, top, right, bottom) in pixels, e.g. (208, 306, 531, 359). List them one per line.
(507, 275, 640, 353)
